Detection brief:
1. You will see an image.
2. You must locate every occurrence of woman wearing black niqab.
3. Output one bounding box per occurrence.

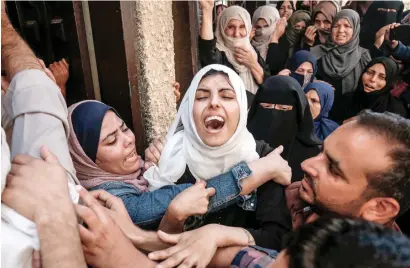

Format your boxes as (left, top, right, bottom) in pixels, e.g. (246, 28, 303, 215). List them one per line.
(359, 1, 404, 50)
(248, 76, 321, 182)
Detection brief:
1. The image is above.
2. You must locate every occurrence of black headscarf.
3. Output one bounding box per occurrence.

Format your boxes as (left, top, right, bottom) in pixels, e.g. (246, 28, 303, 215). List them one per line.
(343, 1, 373, 19)
(360, 1, 404, 49)
(276, 1, 296, 14)
(248, 76, 321, 160)
(351, 57, 399, 114)
(296, 0, 311, 12)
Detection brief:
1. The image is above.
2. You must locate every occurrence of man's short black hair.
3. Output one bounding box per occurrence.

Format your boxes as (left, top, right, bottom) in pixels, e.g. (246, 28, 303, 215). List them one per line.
(284, 216, 410, 268)
(356, 110, 410, 216)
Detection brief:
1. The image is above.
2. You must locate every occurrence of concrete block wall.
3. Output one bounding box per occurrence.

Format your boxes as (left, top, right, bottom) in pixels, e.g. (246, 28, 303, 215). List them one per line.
(134, 0, 177, 142)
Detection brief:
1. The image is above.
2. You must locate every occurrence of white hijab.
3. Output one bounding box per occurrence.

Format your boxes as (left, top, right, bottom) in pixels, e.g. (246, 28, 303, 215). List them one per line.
(143, 65, 259, 191)
(215, 6, 259, 95)
(251, 5, 280, 60)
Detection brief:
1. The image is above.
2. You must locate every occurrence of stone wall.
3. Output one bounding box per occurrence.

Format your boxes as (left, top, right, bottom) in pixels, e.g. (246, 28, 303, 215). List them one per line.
(134, 1, 177, 142)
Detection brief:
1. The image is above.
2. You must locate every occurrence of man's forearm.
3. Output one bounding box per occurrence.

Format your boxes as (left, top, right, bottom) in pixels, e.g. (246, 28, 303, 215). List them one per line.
(35, 201, 87, 268)
(1, 11, 42, 80)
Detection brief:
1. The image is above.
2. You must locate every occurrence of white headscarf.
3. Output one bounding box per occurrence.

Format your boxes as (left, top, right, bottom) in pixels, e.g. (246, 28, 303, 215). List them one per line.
(143, 65, 259, 191)
(251, 5, 280, 60)
(215, 6, 259, 95)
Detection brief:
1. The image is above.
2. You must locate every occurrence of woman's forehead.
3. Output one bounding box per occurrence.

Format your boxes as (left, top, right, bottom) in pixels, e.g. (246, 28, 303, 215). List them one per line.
(256, 18, 268, 25)
(101, 111, 121, 131)
(315, 11, 327, 20)
(298, 61, 313, 69)
(334, 17, 352, 26)
(367, 63, 386, 73)
(198, 74, 234, 90)
(227, 18, 245, 25)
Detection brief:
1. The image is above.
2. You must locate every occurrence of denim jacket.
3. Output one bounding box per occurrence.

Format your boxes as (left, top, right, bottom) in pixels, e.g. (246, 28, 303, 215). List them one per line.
(91, 161, 254, 227)
(393, 41, 410, 62)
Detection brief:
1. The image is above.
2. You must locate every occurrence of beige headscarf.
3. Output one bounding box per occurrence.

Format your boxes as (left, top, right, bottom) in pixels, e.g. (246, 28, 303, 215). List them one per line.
(312, 1, 341, 33)
(215, 6, 259, 94)
(251, 5, 280, 60)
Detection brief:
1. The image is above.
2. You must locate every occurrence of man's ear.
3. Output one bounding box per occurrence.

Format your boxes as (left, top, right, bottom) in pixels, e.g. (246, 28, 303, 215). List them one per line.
(360, 197, 400, 225)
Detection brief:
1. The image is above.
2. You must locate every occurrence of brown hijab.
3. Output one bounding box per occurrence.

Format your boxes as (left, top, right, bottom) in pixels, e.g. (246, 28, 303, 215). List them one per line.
(312, 1, 341, 33)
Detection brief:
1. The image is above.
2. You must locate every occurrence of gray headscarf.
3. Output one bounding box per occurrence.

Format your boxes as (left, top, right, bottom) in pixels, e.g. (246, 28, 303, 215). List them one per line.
(311, 9, 371, 94)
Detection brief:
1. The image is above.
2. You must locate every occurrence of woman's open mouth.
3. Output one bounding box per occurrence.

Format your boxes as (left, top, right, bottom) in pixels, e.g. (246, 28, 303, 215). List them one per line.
(204, 115, 225, 133)
(363, 83, 376, 92)
(125, 150, 138, 163)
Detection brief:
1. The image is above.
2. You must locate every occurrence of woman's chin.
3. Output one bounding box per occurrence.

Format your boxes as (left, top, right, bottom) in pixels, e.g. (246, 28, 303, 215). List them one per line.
(118, 162, 141, 174)
(117, 168, 139, 176)
(201, 134, 231, 147)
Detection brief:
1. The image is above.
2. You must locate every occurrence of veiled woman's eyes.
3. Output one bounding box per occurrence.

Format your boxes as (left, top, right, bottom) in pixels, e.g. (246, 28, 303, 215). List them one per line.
(260, 103, 276, 109)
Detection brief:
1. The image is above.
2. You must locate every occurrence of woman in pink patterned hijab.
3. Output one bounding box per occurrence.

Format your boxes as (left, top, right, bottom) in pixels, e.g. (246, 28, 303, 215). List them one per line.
(68, 100, 149, 191)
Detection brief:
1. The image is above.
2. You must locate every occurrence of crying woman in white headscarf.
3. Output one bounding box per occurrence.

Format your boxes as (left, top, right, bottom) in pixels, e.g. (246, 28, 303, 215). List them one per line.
(143, 64, 290, 190)
(198, 0, 270, 104)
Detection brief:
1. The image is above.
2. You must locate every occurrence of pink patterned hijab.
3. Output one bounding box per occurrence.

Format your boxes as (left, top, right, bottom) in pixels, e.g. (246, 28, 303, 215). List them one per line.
(67, 100, 149, 191)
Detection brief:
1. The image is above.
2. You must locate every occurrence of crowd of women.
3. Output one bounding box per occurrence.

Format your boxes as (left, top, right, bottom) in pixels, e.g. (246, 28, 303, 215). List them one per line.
(2, 1, 410, 268)
(203, 0, 410, 125)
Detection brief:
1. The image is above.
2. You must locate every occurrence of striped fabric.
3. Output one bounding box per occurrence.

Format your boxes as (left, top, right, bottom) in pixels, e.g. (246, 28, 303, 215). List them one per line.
(231, 246, 278, 268)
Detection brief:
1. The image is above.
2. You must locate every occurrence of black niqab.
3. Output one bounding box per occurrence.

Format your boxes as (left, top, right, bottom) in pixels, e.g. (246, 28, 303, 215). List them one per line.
(360, 1, 404, 49)
(248, 76, 321, 181)
(276, 1, 296, 13)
